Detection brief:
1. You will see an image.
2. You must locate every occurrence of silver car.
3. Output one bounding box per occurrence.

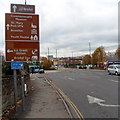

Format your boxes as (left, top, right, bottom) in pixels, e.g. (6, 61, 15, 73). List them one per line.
(108, 64, 120, 76)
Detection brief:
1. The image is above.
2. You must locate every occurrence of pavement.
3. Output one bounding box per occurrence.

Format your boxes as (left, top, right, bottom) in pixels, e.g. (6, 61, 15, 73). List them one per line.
(9, 73, 69, 119)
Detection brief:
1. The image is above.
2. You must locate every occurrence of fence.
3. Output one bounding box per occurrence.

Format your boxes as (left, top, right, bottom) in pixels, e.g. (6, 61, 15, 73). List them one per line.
(2, 74, 31, 115)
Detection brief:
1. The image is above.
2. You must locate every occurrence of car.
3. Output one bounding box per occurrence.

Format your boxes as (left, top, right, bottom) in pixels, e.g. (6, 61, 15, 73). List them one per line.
(29, 65, 41, 73)
(107, 64, 120, 76)
(39, 69, 45, 73)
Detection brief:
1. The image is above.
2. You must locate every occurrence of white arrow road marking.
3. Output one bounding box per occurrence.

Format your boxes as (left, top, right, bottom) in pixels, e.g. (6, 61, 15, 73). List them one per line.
(12, 5, 17, 12)
(97, 102, 120, 107)
(107, 79, 119, 83)
(87, 95, 105, 104)
(87, 95, 120, 107)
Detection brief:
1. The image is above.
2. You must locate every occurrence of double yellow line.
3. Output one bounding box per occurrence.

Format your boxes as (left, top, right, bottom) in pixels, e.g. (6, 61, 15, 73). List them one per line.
(44, 76, 84, 120)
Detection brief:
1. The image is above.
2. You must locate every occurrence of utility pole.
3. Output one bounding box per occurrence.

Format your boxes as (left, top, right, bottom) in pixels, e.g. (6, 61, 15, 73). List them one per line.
(89, 42, 91, 57)
(56, 49, 57, 59)
(25, 0, 26, 4)
(72, 51, 73, 58)
(48, 48, 49, 59)
(89, 42, 92, 64)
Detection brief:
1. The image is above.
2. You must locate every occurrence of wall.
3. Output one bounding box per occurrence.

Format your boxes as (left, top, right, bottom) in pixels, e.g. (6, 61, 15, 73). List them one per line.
(2, 73, 31, 115)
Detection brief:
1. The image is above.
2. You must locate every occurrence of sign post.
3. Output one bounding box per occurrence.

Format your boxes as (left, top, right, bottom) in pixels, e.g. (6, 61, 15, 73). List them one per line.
(5, 3, 40, 112)
(13, 69, 18, 111)
(21, 76, 25, 111)
(11, 62, 24, 111)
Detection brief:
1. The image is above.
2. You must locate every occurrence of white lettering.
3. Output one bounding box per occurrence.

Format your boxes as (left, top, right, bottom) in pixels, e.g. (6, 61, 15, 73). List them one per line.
(11, 36, 19, 38)
(11, 29, 23, 32)
(14, 57, 24, 59)
(16, 52, 26, 55)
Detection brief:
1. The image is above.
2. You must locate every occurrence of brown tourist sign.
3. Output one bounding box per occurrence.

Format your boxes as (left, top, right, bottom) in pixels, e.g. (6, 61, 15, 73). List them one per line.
(5, 12, 40, 62)
(5, 13, 39, 41)
(6, 41, 39, 62)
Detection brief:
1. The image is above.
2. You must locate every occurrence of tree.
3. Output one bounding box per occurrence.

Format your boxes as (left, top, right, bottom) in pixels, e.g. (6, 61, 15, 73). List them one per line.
(115, 46, 120, 60)
(82, 55, 91, 65)
(92, 46, 106, 66)
(40, 57, 52, 69)
(91, 52, 98, 65)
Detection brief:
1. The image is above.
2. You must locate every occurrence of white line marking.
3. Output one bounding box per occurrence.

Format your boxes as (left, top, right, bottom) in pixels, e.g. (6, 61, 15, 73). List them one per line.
(64, 76, 75, 81)
(68, 77, 75, 80)
(107, 79, 119, 83)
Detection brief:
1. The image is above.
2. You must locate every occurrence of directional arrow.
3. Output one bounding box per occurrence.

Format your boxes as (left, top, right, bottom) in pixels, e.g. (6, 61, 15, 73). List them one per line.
(30, 35, 34, 40)
(87, 95, 120, 107)
(7, 49, 13, 53)
(6, 24, 10, 30)
(12, 5, 17, 12)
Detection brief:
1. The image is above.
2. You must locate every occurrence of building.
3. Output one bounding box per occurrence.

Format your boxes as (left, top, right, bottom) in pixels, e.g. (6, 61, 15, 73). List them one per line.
(56, 57, 82, 67)
(48, 55, 53, 61)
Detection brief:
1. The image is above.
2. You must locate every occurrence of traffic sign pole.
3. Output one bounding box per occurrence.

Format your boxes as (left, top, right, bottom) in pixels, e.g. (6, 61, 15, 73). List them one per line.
(21, 75, 25, 111)
(13, 69, 18, 111)
(5, 3, 39, 113)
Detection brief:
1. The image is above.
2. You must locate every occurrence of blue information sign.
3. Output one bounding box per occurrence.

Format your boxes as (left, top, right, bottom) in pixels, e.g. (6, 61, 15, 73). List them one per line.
(11, 62, 24, 69)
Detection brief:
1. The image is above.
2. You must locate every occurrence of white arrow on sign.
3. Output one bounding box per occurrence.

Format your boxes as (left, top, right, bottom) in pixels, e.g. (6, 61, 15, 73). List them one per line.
(7, 49, 13, 53)
(12, 5, 17, 12)
(6, 24, 10, 30)
(87, 95, 120, 107)
(30, 35, 34, 40)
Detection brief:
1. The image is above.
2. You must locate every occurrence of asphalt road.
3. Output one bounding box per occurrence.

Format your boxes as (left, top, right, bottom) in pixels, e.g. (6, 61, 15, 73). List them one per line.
(44, 68, 119, 119)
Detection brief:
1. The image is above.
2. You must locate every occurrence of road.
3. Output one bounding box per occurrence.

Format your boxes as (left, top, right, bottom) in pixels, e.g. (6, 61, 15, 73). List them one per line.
(44, 68, 119, 119)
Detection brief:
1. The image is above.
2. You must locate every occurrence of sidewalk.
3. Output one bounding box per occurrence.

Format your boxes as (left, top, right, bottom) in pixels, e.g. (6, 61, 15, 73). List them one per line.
(11, 73, 69, 118)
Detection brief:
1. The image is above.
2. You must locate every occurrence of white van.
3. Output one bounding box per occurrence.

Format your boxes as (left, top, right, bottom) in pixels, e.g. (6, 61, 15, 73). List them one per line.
(108, 64, 120, 75)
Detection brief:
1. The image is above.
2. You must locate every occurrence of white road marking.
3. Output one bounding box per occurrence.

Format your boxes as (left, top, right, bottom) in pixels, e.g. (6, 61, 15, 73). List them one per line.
(45, 70, 60, 73)
(87, 95, 120, 107)
(68, 77, 75, 80)
(64, 76, 75, 81)
(107, 79, 119, 83)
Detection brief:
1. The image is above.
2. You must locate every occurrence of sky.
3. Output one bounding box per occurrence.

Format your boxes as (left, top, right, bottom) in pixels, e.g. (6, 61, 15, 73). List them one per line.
(0, 0, 119, 57)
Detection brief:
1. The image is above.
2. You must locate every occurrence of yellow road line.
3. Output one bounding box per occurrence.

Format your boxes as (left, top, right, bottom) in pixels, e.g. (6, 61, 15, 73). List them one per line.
(44, 76, 84, 120)
(52, 82, 84, 120)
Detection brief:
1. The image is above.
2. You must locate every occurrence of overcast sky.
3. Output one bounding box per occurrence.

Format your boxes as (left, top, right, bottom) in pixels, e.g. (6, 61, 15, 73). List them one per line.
(0, 0, 119, 57)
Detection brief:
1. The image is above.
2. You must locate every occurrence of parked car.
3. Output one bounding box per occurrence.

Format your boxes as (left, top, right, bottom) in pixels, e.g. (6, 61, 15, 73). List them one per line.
(29, 65, 44, 74)
(29, 65, 41, 73)
(39, 69, 45, 73)
(107, 64, 120, 76)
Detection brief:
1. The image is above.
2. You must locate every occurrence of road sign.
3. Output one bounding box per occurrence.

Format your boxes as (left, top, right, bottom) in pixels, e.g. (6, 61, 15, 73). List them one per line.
(5, 13, 39, 41)
(11, 62, 24, 69)
(6, 41, 39, 62)
(11, 4, 35, 13)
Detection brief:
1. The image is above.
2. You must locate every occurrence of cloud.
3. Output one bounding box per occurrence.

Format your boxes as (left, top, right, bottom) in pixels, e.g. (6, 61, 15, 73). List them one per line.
(0, 0, 119, 57)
